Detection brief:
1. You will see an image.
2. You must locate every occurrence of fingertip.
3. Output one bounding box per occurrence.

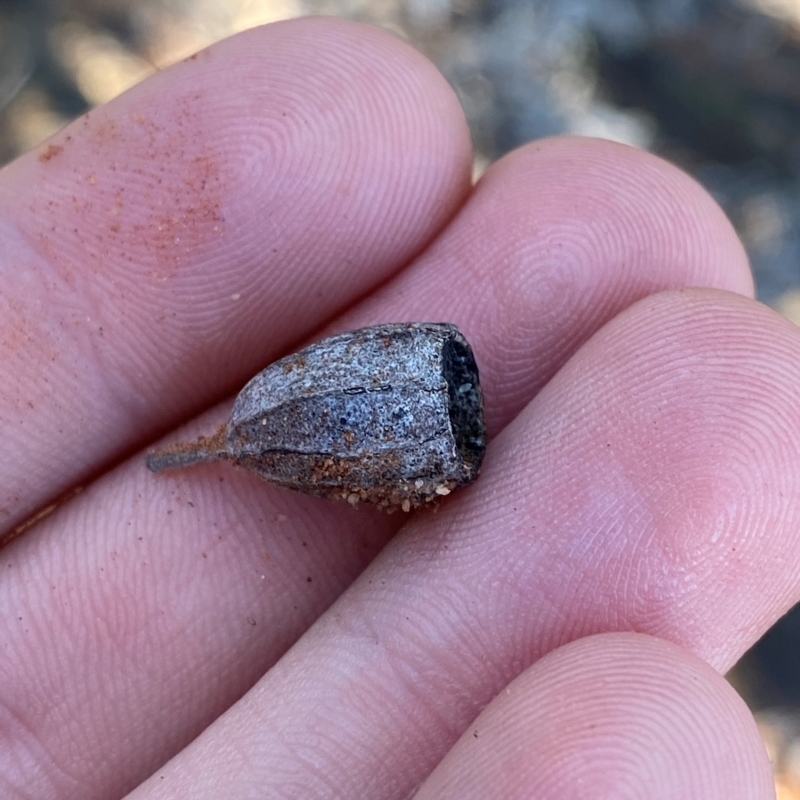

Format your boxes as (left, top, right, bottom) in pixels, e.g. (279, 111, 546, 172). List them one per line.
(485, 136, 753, 299)
(455, 287, 800, 669)
(419, 633, 772, 800)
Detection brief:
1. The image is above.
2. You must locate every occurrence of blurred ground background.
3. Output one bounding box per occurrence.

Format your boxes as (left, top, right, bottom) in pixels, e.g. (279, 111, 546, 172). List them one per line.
(1, 0, 800, 794)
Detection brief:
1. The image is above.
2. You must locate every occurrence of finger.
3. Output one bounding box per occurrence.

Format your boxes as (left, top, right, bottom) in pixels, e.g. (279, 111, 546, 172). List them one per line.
(417, 634, 773, 800)
(0, 16, 472, 531)
(336, 135, 753, 433)
(0, 140, 756, 799)
(126, 290, 800, 799)
(0, 463, 397, 800)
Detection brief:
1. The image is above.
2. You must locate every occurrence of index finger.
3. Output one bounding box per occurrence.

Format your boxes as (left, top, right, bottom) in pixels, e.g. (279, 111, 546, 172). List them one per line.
(0, 17, 472, 532)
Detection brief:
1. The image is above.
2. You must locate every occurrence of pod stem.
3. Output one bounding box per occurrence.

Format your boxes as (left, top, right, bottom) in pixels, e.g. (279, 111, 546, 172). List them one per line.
(146, 425, 228, 474)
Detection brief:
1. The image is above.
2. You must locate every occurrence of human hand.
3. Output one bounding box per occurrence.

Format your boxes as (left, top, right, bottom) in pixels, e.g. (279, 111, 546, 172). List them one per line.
(0, 17, 791, 799)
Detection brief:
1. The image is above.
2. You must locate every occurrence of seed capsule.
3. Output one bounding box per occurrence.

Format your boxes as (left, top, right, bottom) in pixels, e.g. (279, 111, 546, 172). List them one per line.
(146, 322, 485, 510)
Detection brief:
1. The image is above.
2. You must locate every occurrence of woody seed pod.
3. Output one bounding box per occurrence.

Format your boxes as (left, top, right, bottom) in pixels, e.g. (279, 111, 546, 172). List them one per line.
(146, 322, 485, 510)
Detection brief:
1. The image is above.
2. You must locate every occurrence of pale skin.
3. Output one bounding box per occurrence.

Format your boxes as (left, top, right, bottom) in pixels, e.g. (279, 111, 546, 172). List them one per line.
(0, 15, 795, 799)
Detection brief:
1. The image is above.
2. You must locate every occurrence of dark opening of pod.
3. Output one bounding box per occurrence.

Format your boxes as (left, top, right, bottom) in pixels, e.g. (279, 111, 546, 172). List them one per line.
(441, 335, 485, 474)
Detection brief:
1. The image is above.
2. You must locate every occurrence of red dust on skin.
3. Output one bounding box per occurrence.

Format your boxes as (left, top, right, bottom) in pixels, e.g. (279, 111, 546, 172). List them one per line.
(0, 485, 84, 548)
(24, 89, 228, 283)
(38, 144, 64, 162)
(90, 120, 120, 149)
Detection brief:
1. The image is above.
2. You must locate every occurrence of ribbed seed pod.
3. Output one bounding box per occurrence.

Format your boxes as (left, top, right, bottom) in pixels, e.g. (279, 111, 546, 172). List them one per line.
(146, 322, 485, 510)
